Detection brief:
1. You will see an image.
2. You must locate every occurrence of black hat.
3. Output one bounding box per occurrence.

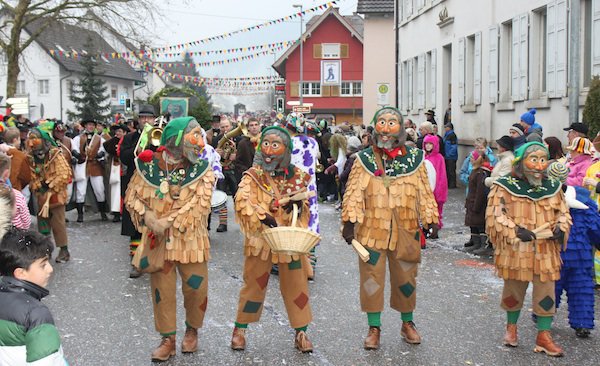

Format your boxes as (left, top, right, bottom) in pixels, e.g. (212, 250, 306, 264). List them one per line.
(425, 109, 435, 116)
(138, 104, 156, 117)
(563, 122, 588, 135)
(496, 135, 514, 151)
(444, 122, 454, 129)
(82, 118, 96, 125)
(110, 123, 128, 132)
(212, 115, 221, 123)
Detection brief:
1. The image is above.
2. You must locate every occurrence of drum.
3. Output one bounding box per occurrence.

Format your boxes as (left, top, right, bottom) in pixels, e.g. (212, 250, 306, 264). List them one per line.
(211, 190, 228, 212)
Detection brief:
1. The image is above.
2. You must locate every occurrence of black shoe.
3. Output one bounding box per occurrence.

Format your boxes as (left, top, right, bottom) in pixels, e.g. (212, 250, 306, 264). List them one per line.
(575, 328, 591, 338)
(270, 264, 279, 276)
(112, 213, 121, 223)
(216, 224, 227, 232)
(129, 265, 142, 278)
(531, 313, 538, 324)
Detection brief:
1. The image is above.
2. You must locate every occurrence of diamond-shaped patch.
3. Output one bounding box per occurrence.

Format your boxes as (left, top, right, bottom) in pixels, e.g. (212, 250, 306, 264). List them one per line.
(256, 272, 270, 290)
(155, 289, 161, 304)
(366, 248, 381, 266)
(503, 295, 519, 308)
(294, 292, 309, 310)
(186, 275, 204, 290)
(139, 256, 149, 270)
(538, 296, 555, 312)
(288, 260, 302, 270)
(363, 277, 380, 297)
(242, 301, 262, 313)
(399, 282, 415, 298)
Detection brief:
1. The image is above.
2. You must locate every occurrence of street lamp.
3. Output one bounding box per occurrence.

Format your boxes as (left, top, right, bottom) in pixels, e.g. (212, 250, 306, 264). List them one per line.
(293, 4, 303, 106)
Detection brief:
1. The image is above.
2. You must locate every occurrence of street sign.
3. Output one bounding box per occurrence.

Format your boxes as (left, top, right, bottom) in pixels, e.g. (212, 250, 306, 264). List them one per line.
(292, 105, 311, 113)
(119, 93, 127, 105)
(377, 83, 391, 105)
(6, 97, 29, 115)
(275, 83, 285, 95)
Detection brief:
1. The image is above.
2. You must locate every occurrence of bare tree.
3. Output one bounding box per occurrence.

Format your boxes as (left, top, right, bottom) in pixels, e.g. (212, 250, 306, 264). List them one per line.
(0, 0, 164, 98)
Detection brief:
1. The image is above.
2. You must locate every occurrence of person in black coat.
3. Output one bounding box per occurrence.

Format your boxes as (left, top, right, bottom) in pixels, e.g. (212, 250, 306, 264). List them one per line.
(119, 104, 156, 278)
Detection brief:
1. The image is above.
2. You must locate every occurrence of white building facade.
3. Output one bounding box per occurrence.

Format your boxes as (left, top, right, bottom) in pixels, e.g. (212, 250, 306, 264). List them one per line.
(397, 0, 599, 147)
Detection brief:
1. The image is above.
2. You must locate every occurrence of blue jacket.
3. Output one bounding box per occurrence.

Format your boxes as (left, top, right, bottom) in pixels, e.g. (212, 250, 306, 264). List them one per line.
(443, 130, 458, 160)
(459, 147, 498, 186)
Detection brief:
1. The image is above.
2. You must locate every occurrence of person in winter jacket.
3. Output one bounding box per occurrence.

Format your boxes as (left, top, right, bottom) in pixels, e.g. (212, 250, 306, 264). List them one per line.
(519, 109, 543, 140)
(463, 150, 491, 252)
(0, 225, 67, 365)
(566, 137, 594, 187)
(459, 138, 497, 186)
(424, 134, 447, 238)
(485, 136, 514, 188)
(509, 124, 527, 149)
(443, 123, 458, 188)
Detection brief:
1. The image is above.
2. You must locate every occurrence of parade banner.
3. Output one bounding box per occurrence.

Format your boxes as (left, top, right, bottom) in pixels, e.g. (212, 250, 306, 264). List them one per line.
(160, 98, 189, 118)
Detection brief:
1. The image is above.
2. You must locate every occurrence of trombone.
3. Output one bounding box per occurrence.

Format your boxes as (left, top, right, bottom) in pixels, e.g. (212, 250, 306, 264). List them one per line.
(135, 116, 167, 156)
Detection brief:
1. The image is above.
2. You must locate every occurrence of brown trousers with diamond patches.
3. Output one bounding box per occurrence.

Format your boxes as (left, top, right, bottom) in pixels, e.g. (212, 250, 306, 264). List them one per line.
(150, 261, 208, 335)
(359, 246, 418, 313)
(236, 255, 312, 329)
(501, 277, 556, 316)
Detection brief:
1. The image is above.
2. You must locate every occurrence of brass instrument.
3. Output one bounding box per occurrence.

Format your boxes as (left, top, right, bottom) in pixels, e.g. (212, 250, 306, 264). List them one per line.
(134, 116, 167, 156)
(315, 162, 324, 173)
(216, 120, 248, 150)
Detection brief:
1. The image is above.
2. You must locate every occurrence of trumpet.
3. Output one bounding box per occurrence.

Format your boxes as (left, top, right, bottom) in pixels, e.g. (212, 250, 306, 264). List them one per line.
(216, 120, 248, 150)
(316, 162, 324, 173)
(135, 116, 167, 156)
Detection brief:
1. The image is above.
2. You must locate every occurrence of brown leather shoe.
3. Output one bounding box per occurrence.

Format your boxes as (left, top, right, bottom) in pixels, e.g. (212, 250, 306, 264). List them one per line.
(181, 327, 198, 353)
(364, 326, 381, 350)
(55, 247, 70, 263)
(231, 327, 246, 351)
(503, 324, 518, 347)
(151, 335, 176, 362)
(400, 321, 421, 344)
(534, 330, 564, 357)
(294, 330, 313, 353)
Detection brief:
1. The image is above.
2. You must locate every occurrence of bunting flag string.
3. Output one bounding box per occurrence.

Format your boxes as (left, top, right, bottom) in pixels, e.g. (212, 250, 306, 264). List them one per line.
(151, 1, 338, 52)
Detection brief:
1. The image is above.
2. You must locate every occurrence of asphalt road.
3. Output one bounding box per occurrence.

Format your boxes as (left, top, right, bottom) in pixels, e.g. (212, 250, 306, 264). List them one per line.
(45, 188, 600, 365)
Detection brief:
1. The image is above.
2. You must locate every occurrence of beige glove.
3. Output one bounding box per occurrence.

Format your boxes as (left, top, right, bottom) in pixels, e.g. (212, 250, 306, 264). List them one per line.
(144, 210, 173, 234)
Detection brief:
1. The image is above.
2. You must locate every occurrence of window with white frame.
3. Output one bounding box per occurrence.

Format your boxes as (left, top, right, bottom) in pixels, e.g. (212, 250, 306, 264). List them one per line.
(498, 21, 513, 102)
(545, 0, 567, 97)
(38, 80, 49, 95)
(301, 82, 321, 96)
(341, 81, 362, 96)
(531, 7, 548, 98)
(322, 43, 341, 59)
(462, 32, 482, 106)
(111, 85, 118, 99)
(16, 80, 26, 95)
(583, 0, 600, 87)
(416, 53, 425, 109)
(489, 26, 499, 103)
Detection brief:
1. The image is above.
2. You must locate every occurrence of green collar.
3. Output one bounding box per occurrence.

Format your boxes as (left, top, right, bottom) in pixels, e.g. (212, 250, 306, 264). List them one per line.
(357, 146, 424, 177)
(135, 155, 209, 194)
(493, 175, 562, 201)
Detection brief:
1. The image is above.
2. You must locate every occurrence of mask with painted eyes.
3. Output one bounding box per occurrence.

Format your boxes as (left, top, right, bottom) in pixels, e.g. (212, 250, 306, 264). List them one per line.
(182, 125, 205, 164)
(27, 130, 50, 160)
(372, 109, 406, 150)
(513, 144, 549, 187)
(254, 128, 291, 172)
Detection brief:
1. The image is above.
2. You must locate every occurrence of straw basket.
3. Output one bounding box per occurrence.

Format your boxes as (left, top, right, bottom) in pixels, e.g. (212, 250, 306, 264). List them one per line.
(262, 204, 320, 255)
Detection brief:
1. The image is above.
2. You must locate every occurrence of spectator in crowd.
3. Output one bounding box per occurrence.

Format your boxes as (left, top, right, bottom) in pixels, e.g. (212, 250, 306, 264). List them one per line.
(360, 130, 373, 149)
(443, 99, 452, 125)
(443, 123, 458, 189)
(2, 127, 30, 192)
(459, 138, 497, 186)
(464, 151, 491, 253)
(519, 108, 543, 141)
(404, 118, 416, 130)
(564, 122, 589, 144)
(405, 128, 418, 143)
(509, 123, 527, 149)
(423, 134, 446, 239)
(432, 123, 446, 157)
(485, 136, 514, 188)
(416, 121, 433, 149)
(544, 137, 566, 164)
(0, 153, 30, 229)
(566, 137, 594, 187)
(339, 136, 362, 204)
(425, 109, 437, 125)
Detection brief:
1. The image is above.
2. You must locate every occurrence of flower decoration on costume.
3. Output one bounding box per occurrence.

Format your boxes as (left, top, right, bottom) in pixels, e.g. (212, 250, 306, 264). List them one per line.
(138, 149, 154, 163)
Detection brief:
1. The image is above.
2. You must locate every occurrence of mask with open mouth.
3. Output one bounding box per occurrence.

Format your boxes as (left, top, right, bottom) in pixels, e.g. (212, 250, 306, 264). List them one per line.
(371, 107, 406, 150)
(512, 142, 549, 187)
(254, 126, 291, 172)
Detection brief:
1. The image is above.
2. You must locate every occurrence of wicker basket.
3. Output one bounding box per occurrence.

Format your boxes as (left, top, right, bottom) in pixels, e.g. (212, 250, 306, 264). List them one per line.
(262, 204, 320, 255)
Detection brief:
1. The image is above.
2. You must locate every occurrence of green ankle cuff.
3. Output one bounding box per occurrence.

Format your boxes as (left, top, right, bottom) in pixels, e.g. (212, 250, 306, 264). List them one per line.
(507, 310, 521, 324)
(234, 322, 248, 329)
(536, 316, 553, 331)
(367, 312, 381, 327)
(160, 331, 176, 336)
(295, 325, 308, 332)
(401, 312, 413, 322)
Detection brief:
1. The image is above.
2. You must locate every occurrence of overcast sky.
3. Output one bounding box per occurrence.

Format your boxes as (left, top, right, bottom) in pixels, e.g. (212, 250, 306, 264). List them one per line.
(152, 0, 359, 110)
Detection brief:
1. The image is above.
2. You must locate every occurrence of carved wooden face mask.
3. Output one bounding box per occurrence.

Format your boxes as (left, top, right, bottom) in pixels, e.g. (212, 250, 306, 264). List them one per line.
(373, 112, 405, 150)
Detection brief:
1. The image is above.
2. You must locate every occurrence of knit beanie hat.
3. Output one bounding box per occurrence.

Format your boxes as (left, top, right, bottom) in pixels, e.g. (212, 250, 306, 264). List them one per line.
(547, 161, 569, 184)
(509, 123, 525, 136)
(520, 109, 537, 126)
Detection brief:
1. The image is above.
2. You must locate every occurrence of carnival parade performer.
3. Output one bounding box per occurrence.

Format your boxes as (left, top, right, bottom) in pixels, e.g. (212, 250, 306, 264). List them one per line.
(486, 142, 571, 357)
(26, 124, 72, 263)
(124, 117, 215, 362)
(230, 126, 315, 353)
(341, 107, 439, 350)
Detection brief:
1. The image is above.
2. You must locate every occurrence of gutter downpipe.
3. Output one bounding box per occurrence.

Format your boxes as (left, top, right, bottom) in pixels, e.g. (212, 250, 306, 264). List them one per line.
(394, 0, 400, 108)
(59, 71, 72, 122)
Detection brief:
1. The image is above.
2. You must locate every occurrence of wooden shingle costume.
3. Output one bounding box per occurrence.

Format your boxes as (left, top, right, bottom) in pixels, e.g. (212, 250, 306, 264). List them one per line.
(341, 107, 439, 350)
(231, 126, 315, 353)
(26, 125, 72, 263)
(486, 141, 571, 357)
(124, 117, 215, 362)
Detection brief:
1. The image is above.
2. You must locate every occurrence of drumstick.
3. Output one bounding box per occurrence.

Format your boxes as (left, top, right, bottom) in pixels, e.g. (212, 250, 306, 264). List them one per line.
(351, 239, 370, 262)
(532, 223, 551, 234)
(277, 190, 316, 206)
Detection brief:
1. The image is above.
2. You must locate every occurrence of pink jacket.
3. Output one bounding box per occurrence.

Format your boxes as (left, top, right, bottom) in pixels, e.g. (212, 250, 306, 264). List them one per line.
(424, 134, 448, 203)
(566, 154, 594, 187)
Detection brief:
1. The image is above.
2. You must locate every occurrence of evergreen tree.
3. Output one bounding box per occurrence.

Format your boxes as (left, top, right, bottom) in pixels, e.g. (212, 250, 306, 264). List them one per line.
(67, 37, 111, 123)
(583, 76, 600, 139)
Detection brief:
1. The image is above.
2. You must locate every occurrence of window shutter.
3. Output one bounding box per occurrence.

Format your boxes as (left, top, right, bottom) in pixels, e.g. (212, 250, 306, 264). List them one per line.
(488, 26, 499, 103)
(417, 54, 425, 108)
(290, 82, 299, 97)
(407, 58, 414, 109)
(340, 44, 349, 58)
(416, 0, 425, 11)
(546, 1, 557, 97)
(401, 62, 408, 110)
(592, 0, 600, 76)
(331, 85, 340, 96)
(321, 85, 331, 97)
(511, 16, 521, 100)
(404, 0, 413, 18)
(313, 44, 322, 59)
(474, 31, 482, 105)
(554, 0, 567, 97)
(430, 48, 437, 108)
(457, 37, 465, 106)
(515, 14, 529, 101)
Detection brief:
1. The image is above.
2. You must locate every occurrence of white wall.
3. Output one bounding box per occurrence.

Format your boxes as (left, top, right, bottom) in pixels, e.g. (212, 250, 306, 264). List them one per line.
(397, 0, 593, 152)
(362, 13, 397, 122)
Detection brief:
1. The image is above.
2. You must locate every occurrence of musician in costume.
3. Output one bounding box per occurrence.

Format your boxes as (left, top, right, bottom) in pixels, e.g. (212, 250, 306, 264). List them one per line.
(234, 117, 261, 177)
(26, 125, 72, 263)
(119, 104, 156, 278)
(341, 107, 439, 350)
(71, 119, 107, 222)
(50, 121, 74, 204)
(230, 126, 315, 353)
(124, 117, 215, 362)
(214, 117, 238, 232)
(486, 142, 571, 357)
(103, 123, 127, 222)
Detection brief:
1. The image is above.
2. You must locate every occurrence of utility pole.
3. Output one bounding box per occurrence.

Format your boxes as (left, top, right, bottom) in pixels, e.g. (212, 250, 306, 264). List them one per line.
(293, 4, 304, 106)
(568, 0, 580, 123)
